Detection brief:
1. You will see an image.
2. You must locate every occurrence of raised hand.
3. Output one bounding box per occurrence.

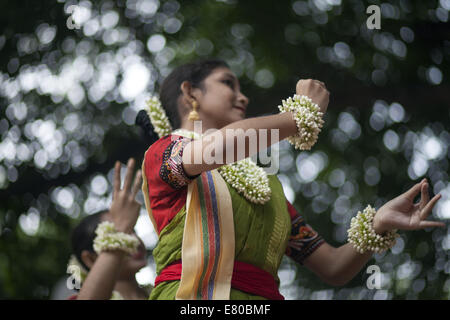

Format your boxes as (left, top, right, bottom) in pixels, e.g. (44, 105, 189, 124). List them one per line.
(296, 79, 330, 114)
(109, 158, 142, 234)
(373, 178, 446, 234)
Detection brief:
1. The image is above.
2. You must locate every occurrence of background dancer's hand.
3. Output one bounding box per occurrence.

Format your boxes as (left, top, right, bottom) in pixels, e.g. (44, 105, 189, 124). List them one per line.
(296, 79, 330, 114)
(110, 158, 142, 234)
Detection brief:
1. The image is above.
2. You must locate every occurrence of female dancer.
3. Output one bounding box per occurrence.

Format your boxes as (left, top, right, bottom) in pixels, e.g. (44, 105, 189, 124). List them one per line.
(68, 159, 150, 300)
(136, 59, 445, 300)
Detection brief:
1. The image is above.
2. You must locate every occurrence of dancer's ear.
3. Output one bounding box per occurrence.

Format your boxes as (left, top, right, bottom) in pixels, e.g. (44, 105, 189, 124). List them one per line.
(81, 250, 98, 269)
(180, 81, 196, 105)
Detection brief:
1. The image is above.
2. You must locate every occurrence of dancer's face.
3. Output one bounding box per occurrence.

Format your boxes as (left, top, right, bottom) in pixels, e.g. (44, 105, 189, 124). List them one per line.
(184, 67, 249, 130)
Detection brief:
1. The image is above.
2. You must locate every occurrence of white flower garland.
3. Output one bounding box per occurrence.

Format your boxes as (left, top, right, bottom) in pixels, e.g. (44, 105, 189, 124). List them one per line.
(93, 221, 140, 255)
(218, 158, 271, 204)
(278, 94, 324, 150)
(172, 128, 272, 204)
(145, 96, 172, 138)
(347, 205, 399, 254)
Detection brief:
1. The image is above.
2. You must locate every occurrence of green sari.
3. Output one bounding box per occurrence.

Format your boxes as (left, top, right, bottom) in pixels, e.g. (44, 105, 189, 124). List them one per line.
(149, 174, 291, 300)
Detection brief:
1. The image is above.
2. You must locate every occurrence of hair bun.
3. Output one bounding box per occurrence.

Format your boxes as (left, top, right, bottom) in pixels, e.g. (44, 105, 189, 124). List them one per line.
(135, 110, 159, 146)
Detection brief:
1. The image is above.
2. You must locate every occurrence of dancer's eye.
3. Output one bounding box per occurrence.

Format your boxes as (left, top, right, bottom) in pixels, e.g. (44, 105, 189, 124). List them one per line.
(222, 79, 235, 89)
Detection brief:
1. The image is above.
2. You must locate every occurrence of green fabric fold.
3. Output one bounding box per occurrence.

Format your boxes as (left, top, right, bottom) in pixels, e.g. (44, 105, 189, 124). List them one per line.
(150, 174, 291, 300)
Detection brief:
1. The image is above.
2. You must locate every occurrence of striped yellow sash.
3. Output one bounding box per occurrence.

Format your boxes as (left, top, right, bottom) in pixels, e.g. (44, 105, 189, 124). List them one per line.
(141, 147, 235, 299)
(176, 169, 235, 300)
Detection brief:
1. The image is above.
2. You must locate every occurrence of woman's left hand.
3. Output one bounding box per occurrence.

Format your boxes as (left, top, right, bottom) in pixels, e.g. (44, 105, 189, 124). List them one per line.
(373, 178, 446, 234)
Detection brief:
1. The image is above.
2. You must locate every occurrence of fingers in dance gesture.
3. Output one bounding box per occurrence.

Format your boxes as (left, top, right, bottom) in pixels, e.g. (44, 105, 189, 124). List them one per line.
(373, 178, 446, 234)
(110, 158, 143, 234)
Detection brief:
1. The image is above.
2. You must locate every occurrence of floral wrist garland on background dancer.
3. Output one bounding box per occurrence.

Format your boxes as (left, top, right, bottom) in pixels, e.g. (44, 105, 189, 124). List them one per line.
(347, 205, 399, 254)
(278, 94, 325, 150)
(93, 221, 140, 254)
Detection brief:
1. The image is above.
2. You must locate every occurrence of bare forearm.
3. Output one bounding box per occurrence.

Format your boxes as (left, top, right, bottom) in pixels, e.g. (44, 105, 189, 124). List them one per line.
(328, 243, 373, 286)
(221, 112, 297, 143)
(329, 208, 394, 285)
(183, 112, 297, 175)
(77, 251, 125, 300)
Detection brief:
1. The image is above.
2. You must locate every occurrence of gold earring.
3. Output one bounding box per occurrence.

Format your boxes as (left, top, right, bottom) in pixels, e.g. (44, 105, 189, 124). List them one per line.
(188, 100, 199, 121)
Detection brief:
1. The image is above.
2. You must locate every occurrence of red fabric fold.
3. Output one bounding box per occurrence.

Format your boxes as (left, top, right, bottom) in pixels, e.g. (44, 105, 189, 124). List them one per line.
(154, 260, 284, 300)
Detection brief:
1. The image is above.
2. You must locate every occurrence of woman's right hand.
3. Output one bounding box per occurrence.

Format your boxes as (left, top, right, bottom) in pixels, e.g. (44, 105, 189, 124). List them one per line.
(296, 79, 330, 114)
(110, 158, 142, 234)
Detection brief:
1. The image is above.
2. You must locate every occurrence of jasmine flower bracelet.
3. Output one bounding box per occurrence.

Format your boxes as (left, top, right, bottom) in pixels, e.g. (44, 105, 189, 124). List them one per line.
(93, 221, 140, 255)
(278, 94, 324, 150)
(347, 205, 399, 254)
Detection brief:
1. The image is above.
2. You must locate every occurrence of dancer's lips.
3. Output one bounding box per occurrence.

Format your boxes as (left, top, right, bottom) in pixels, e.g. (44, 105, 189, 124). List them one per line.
(233, 105, 246, 113)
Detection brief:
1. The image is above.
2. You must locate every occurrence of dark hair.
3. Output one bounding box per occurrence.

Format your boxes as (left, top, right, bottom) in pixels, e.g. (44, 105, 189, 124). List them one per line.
(71, 210, 107, 271)
(135, 58, 229, 146)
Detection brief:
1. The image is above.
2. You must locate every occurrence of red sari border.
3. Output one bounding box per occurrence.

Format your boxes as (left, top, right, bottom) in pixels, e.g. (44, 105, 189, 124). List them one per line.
(154, 260, 284, 300)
